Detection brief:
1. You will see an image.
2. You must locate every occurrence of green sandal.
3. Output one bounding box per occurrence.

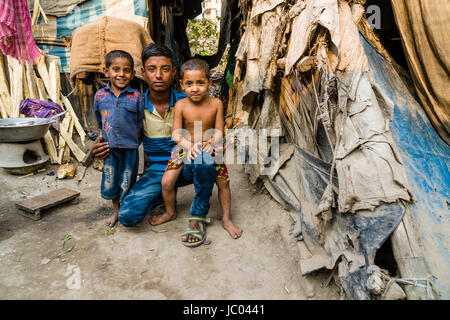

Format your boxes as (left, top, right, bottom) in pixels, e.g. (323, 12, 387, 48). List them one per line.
(181, 216, 211, 247)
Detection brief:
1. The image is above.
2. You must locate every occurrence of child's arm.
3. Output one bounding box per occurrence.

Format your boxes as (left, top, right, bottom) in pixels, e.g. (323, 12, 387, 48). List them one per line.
(213, 99, 224, 146)
(172, 101, 192, 151)
(203, 99, 224, 151)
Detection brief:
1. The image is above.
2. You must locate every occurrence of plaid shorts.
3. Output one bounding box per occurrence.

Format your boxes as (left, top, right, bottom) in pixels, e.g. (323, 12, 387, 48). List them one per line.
(166, 145, 230, 181)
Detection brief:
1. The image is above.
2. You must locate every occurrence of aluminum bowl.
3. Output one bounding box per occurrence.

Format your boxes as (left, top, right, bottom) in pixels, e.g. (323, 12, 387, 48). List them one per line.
(0, 117, 53, 142)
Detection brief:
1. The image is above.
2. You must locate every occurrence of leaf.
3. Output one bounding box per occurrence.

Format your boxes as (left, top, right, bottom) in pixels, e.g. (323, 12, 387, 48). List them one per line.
(61, 234, 71, 248)
(151, 229, 167, 234)
(103, 226, 116, 236)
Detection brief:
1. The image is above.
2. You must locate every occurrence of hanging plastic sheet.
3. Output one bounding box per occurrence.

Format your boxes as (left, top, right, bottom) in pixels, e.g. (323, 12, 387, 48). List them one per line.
(362, 34, 450, 300)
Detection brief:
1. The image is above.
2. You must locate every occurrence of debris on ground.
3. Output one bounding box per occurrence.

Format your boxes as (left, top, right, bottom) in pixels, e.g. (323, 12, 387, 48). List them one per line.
(57, 164, 76, 179)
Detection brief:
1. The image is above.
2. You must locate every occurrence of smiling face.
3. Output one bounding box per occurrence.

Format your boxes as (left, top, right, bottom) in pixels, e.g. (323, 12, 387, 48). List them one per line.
(141, 56, 176, 94)
(180, 69, 212, 103)
(104, 57, 134, 93)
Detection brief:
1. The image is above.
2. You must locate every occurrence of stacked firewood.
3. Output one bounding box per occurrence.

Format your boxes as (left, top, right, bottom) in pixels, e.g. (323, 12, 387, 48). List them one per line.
(0, 50, 87, 165)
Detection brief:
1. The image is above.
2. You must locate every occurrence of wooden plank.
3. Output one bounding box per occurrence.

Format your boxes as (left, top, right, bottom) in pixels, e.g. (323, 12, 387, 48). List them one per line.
(59, 126, 86, 162)
(15, 188, 80, 220)
(43, 130, 58, 164)
(57, 113, 72, 163)
(63, 115, 74, 163)
(7, 56, 23, 118)
(25, 63, 39, 99)
(35, 54, 55, 102)
(22, 66, 30, 99)
(61, 93, 86, 145)
(48, 61, 61, 105)
(36, 78, 48, 100)
(31, 0, 41, 28)
(0, 52, 10, 117)
(75, 166, 86, 183)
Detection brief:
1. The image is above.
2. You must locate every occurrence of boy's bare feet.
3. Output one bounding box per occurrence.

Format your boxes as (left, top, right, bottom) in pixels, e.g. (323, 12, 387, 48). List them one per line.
(149, 211, 176, 226)
(223, 219, 243, 239)
(105, 211, 119, 228)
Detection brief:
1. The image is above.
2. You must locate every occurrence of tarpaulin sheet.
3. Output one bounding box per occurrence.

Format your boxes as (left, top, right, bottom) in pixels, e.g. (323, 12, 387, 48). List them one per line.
(362, 35, 450, 299)
(33, 0, 148, 72)
(28, 0, 89, 17)
(293, 144, 405, 300)
(391, 0, 450, 145)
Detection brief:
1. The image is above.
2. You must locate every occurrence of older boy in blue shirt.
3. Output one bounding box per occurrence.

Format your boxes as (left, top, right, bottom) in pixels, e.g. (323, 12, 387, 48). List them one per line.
(94, 50, 145, 227)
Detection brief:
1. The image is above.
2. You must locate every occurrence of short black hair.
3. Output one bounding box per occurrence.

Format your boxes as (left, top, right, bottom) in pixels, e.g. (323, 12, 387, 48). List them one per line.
(141, 43, 174, 67)
(180, 58, 210, 80)
(105, 50, 134, 69)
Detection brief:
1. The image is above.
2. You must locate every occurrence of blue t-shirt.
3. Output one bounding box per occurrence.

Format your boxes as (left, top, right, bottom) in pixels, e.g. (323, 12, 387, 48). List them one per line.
(94, 84, 145, 149)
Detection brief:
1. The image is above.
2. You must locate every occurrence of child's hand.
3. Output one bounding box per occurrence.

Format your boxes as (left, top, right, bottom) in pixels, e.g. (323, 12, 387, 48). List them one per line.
(202, 141, 213, 154)
(92, 135, 110, 159)
(189, 142, 202, 160)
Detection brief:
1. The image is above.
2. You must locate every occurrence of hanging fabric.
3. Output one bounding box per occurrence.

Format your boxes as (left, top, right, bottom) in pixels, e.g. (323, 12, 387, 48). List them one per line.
(0, 0, 42, 64)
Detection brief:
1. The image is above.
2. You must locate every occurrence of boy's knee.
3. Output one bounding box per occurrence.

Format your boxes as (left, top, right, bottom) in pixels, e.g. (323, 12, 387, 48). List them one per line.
(118, 212, 136, 227)
(161, 176, 175, 192)
(215, 178, 229, 189)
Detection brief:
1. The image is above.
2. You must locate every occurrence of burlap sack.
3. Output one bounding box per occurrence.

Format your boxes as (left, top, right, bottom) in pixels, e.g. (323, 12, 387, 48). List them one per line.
(69, 16, 152, 84)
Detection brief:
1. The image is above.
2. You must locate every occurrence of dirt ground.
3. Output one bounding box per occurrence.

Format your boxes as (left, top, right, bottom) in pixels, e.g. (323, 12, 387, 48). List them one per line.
(0, 162, 341, 300)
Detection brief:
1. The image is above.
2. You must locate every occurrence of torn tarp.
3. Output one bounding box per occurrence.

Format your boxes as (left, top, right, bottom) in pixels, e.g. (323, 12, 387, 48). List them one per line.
(294, 145, 404, 300)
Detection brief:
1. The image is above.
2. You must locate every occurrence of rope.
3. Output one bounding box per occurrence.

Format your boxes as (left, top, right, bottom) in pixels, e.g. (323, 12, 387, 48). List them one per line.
(367, 265, 435, 300)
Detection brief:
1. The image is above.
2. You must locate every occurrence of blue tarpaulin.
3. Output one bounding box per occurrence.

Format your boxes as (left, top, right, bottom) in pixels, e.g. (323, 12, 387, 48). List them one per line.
(362, 35, 450, 299)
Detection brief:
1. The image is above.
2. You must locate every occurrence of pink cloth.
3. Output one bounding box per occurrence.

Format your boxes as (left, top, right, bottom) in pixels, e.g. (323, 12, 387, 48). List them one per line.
(0, 0, 42, 64)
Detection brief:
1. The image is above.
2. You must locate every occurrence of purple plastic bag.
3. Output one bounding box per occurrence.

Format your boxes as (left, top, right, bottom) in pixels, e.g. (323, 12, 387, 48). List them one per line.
(19, 98, 65, 120)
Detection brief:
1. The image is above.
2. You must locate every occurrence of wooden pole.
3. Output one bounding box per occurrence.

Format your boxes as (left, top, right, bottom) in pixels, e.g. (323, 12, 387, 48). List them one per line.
(0, 52, 12, 118)
(7, 56, 23, 118)
(61, 93, 86, 146)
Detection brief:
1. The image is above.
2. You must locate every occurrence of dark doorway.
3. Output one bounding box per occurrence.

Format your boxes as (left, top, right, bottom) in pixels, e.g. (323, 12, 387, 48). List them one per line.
(364, 0, 409, 71)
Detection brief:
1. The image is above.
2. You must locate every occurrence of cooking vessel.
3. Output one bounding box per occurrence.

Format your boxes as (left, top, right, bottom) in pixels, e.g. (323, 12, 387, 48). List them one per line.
(0, 111, 67, 142)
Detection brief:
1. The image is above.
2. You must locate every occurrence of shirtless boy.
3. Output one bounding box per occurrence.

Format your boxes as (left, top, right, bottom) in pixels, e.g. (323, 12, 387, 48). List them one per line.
(160, 58, 225, 247)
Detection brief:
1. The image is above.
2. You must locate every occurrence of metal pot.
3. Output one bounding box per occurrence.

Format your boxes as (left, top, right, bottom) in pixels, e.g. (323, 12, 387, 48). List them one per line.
(0, 112, 66, 142)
